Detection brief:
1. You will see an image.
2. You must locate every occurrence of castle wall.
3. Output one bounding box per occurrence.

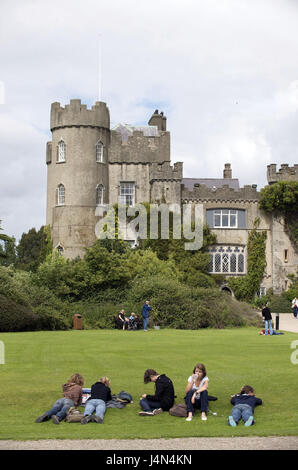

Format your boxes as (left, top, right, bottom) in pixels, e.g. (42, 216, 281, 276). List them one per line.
(109, 129, 170, 164)
(108, 163, 151, 205)
(267, 163, 298, 184)
(47, 100, 110, 258)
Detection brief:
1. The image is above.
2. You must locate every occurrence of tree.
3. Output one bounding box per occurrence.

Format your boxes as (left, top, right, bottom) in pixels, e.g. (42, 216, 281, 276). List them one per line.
(0, 220, 15, 263)
(17, 226, 52, 272)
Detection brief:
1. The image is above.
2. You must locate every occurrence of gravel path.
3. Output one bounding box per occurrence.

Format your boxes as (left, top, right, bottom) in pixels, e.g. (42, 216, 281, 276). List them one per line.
(1, 436, 298, 450)
(2, 317, 297, 451)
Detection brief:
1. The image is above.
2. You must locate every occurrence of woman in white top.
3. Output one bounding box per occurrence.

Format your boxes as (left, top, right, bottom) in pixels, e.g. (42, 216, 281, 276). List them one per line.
(185, 363, 208, 421)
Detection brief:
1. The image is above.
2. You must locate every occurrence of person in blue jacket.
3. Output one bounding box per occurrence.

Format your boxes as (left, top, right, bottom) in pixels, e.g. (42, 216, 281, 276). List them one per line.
(142, 300, 152, 331)
(228, 385, 262, 427)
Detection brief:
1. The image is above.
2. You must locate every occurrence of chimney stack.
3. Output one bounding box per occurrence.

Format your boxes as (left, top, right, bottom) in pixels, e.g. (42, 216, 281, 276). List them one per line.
(223, 163, 232, 179)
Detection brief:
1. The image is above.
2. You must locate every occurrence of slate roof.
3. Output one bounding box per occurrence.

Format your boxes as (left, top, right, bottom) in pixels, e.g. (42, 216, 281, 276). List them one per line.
(182, 178, 240, 191)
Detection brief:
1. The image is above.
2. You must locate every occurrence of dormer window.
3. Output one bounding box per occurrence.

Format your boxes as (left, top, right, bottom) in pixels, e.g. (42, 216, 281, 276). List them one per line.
(96, 141, 104, 162)
(57, 140, 66, 162)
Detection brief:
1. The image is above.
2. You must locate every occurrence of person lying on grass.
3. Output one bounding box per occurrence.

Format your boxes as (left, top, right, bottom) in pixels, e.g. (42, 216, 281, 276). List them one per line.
(228, 385, 262, 427)
(139, 369, 175, 416)
(81, 376, 112, 424)
(35, 373, 84, 424)
(185, 363, 208, 422)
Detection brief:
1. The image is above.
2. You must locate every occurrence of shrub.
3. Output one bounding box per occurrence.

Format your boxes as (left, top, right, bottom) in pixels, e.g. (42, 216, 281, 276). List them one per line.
(0, 294, 38, 332)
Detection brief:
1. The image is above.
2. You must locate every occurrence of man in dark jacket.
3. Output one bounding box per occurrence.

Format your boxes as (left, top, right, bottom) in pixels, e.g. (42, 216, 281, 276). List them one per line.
(262, 304, 273, 336)
(141, 300, 152, 331)
(139, 369, 175, 416)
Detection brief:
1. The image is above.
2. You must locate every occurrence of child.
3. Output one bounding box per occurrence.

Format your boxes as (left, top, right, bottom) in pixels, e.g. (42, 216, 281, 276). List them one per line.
(35, 373, 84, 424)
(228, 385, 262, 427)
(81, 376, 112, 424)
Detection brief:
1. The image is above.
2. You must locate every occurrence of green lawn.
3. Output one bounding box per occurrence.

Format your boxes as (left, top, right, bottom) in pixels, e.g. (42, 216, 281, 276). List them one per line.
(0, 327, 298, 440)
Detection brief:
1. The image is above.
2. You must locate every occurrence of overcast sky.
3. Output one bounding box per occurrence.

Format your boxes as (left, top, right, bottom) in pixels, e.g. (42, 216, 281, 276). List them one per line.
(1, 0, 298, 241)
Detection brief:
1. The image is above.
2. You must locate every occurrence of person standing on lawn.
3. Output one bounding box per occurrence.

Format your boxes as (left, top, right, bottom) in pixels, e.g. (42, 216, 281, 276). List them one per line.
(141, 300, 152, 331)
(139, 369, 175, 416)
(262, 304, 273, 335)
(228, 385, 262, 427)
(35, 373, 84, 424)
(292, 297, 298, 319)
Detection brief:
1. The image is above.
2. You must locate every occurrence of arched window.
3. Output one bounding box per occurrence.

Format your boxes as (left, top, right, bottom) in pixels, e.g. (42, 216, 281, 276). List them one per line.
(96, 184, 104, 205)
(57, 140, 66, 162)
(57, 184, 65, 205)
(96, 141, 104, 162)
(56, 244, 64, 256)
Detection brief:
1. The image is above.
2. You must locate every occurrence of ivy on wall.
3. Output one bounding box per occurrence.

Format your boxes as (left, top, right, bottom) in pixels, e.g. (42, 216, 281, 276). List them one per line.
(228, 218, 267, 302)
(258, 181, 298, 253)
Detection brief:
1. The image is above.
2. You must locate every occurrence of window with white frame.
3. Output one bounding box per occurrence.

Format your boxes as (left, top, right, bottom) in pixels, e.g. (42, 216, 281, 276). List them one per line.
(96, 141, 104, 162)
(208, 245, 245, 274)
(96, 184, 104, 205)
(206, 209, 246, 229)
(214, 209, 237, 228)
(119, 182, 135, 206)
(258, 286, 267, 297)
(57, 140, 66, 162)
(57, 184, 65, 205)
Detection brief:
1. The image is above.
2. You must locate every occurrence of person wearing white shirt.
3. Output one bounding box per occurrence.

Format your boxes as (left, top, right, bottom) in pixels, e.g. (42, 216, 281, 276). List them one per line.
(292, 297, 298, 318)
(185, 363, 208, 422)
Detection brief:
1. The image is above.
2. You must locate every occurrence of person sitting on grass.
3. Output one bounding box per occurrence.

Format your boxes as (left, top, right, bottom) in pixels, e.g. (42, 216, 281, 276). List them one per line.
(116, 310, 129, 330)
(139, 369, 175, 416)
(81, 376, 112, 424)
(35, 373, 84, 424)
(185, 363, 209, 422)
(228, 385, 262, 427)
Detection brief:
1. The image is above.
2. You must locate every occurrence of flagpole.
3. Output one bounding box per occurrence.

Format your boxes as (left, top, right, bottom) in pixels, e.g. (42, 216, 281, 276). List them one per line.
(98, 34, 102, 102)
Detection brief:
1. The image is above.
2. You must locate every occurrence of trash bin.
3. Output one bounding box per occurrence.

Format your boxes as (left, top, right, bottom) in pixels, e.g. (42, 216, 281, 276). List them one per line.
(73, 314, 82, 330)
(275, 313, 279, 331)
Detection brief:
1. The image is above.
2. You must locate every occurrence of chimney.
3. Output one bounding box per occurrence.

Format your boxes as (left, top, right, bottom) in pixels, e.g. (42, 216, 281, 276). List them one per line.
(223, 163, 232, 179)
(148, 110, 167, 131)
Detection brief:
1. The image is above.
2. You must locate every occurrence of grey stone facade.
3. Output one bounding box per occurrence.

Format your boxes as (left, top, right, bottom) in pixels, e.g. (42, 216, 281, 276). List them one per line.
(46, 99, 298, 294)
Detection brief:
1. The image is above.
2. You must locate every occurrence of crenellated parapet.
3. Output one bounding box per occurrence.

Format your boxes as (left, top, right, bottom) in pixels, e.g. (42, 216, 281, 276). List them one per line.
(267, 163, 298, 184)
(182, 183, 260, 202)
(109, 127, 170, 164)
(150, 161, 183, 182)
(50, 99, 110, 131)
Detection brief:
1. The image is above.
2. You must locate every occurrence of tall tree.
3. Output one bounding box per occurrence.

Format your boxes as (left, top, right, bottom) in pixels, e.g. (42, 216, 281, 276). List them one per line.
(0, 220, 14, 262)
(16, 226, 52, 272)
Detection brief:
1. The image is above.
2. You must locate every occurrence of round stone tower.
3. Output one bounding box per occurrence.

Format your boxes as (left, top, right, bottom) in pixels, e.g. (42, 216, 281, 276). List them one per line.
(46, 99, 110, 258)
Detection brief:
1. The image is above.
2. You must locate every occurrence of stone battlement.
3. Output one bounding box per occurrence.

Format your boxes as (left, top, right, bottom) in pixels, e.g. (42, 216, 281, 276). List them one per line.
(50, 99, 110, 131)
(267, 163, 298, 184)
(182, 183, 259, 202)
(150, 161, 183, 181)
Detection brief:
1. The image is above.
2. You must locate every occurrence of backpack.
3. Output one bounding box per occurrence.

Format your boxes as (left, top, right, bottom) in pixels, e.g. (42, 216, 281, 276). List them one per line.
(116, 391, 133, 403)
(169, 403, 188, 417)
(65, 407, 84, 423)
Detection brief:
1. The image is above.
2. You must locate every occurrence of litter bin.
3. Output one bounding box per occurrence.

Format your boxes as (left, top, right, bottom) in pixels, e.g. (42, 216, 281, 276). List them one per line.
(73, 314, 82, 330)
(275, 313, 279, 331)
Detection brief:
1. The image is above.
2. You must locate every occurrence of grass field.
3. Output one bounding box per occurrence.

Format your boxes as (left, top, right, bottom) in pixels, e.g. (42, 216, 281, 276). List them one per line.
(0, 327, 298, 440)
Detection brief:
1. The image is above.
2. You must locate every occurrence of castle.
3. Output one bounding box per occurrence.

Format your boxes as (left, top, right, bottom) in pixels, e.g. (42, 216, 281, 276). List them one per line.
(46, 99, 298, 295)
